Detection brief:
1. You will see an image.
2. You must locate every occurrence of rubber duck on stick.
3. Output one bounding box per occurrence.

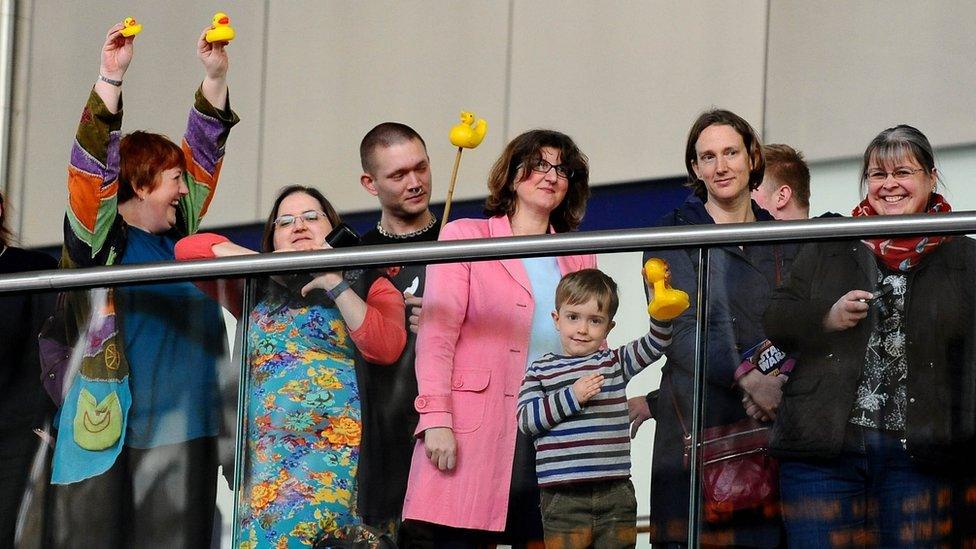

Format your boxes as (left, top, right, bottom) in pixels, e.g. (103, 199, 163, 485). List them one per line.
(442, 111, 488, 227)
(205, 12, 235, 43)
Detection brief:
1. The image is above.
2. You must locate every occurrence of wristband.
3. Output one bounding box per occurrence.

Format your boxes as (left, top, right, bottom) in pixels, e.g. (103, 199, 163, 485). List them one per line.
(734, 359, 758, 383)
(325, 280, 350, 301)
(99, 74, 123, 87)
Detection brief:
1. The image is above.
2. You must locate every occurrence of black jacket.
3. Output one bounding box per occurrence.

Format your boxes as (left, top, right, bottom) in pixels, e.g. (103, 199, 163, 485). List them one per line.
(764, 237, 976, 464)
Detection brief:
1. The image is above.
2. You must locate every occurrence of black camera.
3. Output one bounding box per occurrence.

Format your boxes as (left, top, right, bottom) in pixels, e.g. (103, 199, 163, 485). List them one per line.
(282, 224, 361, 295)
(864, 282, 895, 317)
(325, 223, 361, 249)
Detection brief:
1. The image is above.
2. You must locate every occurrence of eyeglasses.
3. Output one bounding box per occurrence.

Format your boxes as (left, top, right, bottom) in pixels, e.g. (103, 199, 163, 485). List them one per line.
(865, 167, 927, 182)
(274, 210, 326, 228)
(524, 158, 574, 181)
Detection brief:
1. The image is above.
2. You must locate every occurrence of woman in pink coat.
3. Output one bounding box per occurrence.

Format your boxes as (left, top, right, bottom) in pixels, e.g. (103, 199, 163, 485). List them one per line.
(402, 130, 596, 546)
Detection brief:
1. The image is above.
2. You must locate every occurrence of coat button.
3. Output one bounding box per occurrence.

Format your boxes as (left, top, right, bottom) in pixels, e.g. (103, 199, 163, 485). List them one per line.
(48, 373, 56, 379)
(453, 379, 463, 388)
(909, 397, 916, 404)
(416, 397, 428, 409)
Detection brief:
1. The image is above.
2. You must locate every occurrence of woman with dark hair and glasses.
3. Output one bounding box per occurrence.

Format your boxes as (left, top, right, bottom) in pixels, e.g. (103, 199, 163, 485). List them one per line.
(0, 191, 57, 547)
(630, 109, 792, 547)
(764, 125, 976, 547)
(176, 185, 406, 547)
(401, 129, 595, 546)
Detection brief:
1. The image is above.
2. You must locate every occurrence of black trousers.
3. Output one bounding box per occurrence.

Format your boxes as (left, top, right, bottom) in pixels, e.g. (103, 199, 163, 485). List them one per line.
(46, 436, 218, 549)
(0, 426, 41, 547)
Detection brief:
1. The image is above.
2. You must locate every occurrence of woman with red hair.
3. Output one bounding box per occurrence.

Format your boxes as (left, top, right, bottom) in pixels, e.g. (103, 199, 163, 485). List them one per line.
(47, 21, 239, 548)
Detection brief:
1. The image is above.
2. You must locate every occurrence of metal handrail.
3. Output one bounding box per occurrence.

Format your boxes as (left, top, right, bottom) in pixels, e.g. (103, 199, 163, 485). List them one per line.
(2, 211, 976, 293)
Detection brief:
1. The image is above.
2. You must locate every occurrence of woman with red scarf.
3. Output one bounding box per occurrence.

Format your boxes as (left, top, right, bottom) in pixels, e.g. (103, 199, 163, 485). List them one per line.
(764, 125, 975, 547)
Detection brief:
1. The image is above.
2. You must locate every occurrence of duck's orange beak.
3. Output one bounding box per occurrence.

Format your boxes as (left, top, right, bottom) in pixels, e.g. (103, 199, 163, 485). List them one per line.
(219, 16, 229, 24)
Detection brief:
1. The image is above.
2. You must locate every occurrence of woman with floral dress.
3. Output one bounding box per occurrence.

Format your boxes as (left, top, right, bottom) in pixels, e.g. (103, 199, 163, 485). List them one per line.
(176, 185, 406, 547)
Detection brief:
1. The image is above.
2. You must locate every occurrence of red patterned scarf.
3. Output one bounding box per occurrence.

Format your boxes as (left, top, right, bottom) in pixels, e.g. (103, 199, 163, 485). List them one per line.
(851, 193, 952, 272)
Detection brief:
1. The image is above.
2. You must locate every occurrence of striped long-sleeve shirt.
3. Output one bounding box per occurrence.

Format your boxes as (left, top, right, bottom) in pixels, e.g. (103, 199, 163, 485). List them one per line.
(517, 318, 672, 486)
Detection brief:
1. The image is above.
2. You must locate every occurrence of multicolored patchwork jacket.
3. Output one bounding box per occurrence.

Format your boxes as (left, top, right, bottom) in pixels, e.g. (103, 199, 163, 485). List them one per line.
(51, 87, 238, 484)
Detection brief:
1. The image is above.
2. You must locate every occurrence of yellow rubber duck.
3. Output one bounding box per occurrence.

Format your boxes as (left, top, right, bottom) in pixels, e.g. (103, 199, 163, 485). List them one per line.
(120, 17, 142, 37)
(205, 12, 235, 43)
(449, 111, 488, 148)
(644, 258, 690, 321)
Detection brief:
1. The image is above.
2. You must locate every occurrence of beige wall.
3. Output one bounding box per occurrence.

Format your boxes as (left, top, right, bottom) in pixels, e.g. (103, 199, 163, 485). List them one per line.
(8, 1, 976, 247)
(765, 1, 976, 161)
(7, 3, 976, 544)
(7, 0, 772, 246)
(258, 2, 511, 217)
(506, 2, 767, 184)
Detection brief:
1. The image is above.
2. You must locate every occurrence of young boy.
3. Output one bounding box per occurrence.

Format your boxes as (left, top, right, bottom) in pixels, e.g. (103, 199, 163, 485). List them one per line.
(517, 268, 673, 548)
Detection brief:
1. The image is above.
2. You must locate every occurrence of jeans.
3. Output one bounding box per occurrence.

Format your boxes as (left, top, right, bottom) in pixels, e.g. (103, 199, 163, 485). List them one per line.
(779, 428, 950, 548)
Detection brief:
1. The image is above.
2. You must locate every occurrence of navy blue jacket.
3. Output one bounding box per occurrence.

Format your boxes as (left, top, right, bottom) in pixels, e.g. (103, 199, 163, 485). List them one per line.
(644, 194, 792, 546)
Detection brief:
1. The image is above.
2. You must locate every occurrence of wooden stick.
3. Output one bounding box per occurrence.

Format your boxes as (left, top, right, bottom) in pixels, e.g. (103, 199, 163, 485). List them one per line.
(441, 147, 463, 228)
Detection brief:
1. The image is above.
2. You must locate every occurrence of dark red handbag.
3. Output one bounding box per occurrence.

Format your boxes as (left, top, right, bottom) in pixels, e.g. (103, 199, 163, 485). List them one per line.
(668, 375, 780, 522)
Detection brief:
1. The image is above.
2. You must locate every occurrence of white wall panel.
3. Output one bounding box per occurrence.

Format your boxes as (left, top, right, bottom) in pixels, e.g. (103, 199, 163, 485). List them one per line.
(765, 1, 976, 161)
(508, 1, 768, 186)
(259, 2, 510, 218)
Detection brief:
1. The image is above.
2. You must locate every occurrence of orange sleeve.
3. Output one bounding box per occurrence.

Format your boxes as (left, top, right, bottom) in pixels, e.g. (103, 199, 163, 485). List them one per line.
(174, 232, 229, 260)
(174, 232, 244, 318)
(350, 277, 407, 365)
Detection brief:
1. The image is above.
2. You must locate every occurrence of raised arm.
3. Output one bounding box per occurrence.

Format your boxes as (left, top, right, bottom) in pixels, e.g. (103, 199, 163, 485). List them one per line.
(177, 28, 240, 237)
(93, 22, 131, 113)
(197, 26, 228, 110)
(616, 317, 672, 383)
(65, 23, 133, 267)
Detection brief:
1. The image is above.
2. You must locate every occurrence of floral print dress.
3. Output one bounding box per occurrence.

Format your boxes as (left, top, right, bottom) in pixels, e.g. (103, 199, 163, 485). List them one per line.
(240, 297, 363, 548)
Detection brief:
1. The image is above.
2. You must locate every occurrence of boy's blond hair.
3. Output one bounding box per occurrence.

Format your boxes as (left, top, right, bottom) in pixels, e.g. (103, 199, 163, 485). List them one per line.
(554, 269, 619, 319)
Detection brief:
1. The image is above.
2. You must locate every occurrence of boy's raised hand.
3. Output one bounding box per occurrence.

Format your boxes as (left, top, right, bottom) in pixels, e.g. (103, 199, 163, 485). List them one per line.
(572, 372, 605, 405)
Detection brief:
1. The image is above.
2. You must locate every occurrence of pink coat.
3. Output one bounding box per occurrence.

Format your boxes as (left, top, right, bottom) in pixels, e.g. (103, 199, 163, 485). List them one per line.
(402, 215, 597, 531)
